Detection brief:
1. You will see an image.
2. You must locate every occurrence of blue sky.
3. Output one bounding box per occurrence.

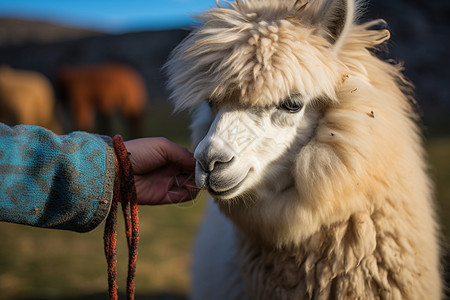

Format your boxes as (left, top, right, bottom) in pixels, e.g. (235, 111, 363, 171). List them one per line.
(0, 0, 216, 33)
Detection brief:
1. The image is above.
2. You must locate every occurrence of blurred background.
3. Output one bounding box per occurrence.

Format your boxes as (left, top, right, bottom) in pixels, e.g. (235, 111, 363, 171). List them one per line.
(0, 0, 448, 299)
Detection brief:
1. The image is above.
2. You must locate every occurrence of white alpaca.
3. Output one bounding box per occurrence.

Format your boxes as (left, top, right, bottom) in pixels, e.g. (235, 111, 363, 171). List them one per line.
(166, 0, 442, 299)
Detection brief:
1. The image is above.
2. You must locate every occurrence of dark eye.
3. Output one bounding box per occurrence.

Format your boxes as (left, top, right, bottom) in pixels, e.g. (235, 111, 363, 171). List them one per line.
(280, 98, 303, 113)
(206, 99, 215, 109)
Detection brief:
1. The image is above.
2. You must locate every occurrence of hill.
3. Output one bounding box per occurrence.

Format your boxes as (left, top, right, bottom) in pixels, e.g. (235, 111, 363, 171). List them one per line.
(0, 17, 105, 46)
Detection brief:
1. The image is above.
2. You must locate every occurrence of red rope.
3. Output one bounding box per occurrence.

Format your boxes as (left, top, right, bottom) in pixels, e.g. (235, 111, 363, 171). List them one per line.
(104, 135, 140, 300)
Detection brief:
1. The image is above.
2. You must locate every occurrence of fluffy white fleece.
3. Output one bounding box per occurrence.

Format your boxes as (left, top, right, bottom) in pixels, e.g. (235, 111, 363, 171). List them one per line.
(165, 0, 442, 299)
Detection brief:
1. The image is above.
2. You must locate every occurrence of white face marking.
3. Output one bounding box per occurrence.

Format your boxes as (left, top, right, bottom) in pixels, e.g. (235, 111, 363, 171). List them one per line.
(194, 98, 320, 201)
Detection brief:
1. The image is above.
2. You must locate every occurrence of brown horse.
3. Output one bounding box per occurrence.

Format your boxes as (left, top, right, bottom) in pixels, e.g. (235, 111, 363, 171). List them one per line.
(0, 65, 62, 133)
(58, 63, 148, 135)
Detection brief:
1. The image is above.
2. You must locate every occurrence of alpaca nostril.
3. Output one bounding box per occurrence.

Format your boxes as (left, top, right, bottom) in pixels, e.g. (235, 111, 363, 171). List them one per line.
(209, 156, 234, 172)
(195, 151, 234, 173)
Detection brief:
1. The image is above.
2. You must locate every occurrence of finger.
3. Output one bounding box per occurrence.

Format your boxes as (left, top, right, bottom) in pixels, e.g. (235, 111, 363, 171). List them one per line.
(180, 178, 200, 197)
(155, 138, 196, 171)
(164, 188, 197, 205)
(124, 138, 195, 174)
(134, 167, 198, 205)
(172, 173, 196, 188)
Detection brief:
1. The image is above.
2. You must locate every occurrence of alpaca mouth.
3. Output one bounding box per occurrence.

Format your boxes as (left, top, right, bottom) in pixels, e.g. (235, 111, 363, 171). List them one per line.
(208, 169, 252, 198)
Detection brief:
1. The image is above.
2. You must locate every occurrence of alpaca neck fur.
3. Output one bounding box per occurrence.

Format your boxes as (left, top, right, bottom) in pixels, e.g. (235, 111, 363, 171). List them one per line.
(238, 208, 437, 299)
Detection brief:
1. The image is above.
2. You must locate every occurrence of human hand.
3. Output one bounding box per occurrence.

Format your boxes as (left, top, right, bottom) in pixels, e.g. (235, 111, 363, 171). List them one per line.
(124, 137, 198, 205)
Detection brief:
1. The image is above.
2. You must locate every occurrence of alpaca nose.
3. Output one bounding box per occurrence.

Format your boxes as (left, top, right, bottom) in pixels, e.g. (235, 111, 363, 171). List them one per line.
(194, 149, 234, 173)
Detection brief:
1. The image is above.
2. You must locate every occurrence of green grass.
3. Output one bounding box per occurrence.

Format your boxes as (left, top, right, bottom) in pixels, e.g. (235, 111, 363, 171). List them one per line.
(0, 105, 449, 299)
(0, 193, 209, 300)
(426, 137, 450, 240)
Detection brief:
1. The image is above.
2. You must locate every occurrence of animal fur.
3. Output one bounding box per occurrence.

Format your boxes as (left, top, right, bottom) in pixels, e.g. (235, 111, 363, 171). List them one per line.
(0, 65, 62, 133)
(165, 0, 442, 299)
(58, 63, 147, 134)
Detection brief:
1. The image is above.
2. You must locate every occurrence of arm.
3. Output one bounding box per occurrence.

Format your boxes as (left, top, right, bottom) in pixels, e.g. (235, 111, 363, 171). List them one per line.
(0, 124, 198, 232)
(0, 123, 115, 232)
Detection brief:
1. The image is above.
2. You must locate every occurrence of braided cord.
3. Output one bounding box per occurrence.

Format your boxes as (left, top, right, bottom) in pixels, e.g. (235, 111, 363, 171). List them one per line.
(104, 135, 140, 300)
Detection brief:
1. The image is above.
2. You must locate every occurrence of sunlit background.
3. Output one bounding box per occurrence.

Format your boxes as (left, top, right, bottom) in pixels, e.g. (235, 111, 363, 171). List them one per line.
(0, 0, 214, 32)
(0, 0, 449, 299)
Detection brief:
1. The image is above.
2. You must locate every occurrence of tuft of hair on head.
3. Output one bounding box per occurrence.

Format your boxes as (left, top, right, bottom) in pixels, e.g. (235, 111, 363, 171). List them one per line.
(302, 0, 356, 53)
(293, 0, 309, 13)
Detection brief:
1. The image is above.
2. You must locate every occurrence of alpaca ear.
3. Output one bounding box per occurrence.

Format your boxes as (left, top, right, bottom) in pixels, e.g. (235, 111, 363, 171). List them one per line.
(309, 0, 355, 51)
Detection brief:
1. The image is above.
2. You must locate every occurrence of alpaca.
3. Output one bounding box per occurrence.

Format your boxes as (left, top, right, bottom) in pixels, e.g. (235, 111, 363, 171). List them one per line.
(0, 65, 62, 133)
(58, 63, 148, 135)
(165, 0, 442, 299)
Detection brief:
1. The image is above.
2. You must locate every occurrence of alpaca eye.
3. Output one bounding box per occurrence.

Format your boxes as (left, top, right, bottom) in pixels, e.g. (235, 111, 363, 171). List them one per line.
(280, 99, 303, 113)
(206, 99, 215, 109)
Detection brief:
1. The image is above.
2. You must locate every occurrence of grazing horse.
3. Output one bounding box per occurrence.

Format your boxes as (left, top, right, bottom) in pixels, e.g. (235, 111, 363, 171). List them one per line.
(58, 63, 148, 135)
(0, 65, 62, 133)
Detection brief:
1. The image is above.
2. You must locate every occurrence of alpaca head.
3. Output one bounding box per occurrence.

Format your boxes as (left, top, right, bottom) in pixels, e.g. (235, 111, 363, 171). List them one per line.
(166, 0, 396, 245)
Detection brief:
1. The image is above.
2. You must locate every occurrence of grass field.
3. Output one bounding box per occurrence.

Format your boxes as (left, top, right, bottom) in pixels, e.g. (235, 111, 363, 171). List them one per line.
(0, 106, 449, 299)
(427, 136, 450, 239)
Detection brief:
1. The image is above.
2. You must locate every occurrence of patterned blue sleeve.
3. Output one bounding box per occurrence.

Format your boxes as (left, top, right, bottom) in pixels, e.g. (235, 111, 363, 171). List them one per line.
(0, 123, 116, 232)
